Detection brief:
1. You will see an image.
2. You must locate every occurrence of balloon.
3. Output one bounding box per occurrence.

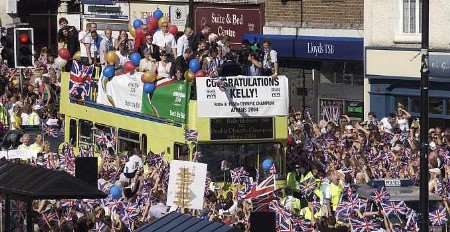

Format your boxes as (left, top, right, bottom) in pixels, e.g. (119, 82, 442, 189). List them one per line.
(184, 70, 195, 82)
(153, 9, 163, 19)
(134, 28, 145, 50)
(18, 33, 29, 44)
(133, 19, 143, 29)
(103, 65, 115, 78)
(58, 48, 70, 60)
(54, 56, 67, 69)
(105, 51, 118, 65)
(110, 185, 122, 200)
(158, 16, 169, 27)
(189, 59, 201, 73)
(72, 51, 81, 61)
(195, 70, 207, 77)
(129, 52, 141, 66)
(143, 83, 156, 94)
(262, 159, 274, 171)
(124, 61, 136, 73)
(147, 16, 159, 31)
(128, 25, 136, 38)
(141, 71, 157, 83)
(168, 25, 178, 35)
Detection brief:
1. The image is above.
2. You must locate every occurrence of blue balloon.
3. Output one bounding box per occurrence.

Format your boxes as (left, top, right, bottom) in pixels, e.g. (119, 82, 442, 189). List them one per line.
(129, 52, 141, 66)
(103, 65, 115, 78)
(110, 185, 122, 200)
(189, 59, 201, 73)
(262, 159, 273, 171)
(133, 19, 143, 29)
(143, 83, 156, 94)
(153, 9, 163, 20)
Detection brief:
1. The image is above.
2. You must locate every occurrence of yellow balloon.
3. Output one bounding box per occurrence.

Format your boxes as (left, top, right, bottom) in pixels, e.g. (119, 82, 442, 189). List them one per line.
(72, 51, 81, 61)
(184, 70, 195, 82)
(129, 24, 136, 38)
(105, 51, 118, 65)
(141, 71, 157, 83)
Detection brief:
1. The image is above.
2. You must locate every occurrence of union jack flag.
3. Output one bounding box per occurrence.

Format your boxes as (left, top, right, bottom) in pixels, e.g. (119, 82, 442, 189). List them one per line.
(405, 210, 419, 232)
(270, 163, 277, 174)
(79, 145, 93, 157)
(370, 187, 390, 204)
(252, 194, 274, 212)
(95, 131, 108, 146)
(42, 123, 58, 138)
(350, 217, 380, 232)
(70, 60, 94, 100)
(381, 201, 408, 216)
(291, 217, 313, 232)
(429, 207, 448, 226)
(184, 129, 198, 142)
(269, 200, 293, 232)
(243, 174, 275, 200)
(230, 167, 250, 184)
(299, 178, 316, 196)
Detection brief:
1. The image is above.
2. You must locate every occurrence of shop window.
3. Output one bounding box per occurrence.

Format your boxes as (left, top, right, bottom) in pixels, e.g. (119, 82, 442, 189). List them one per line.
(79, 120, 93, 144)
(410, 97, 420, 113)
(69, 119, 77, 146)
(345, 101, 364, 119)
(117, 129, 140, 154)
(430, 98, 443, 114)
(447, 99, 450, 115)
(394, 96, 409, 111)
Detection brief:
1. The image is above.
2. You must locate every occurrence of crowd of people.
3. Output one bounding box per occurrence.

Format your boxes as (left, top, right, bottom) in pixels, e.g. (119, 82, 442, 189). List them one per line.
(0, 17, 449, 232)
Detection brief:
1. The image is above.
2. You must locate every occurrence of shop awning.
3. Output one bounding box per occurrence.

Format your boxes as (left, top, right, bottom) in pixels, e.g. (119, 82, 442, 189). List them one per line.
(136, 212, 237, 232)
(0, 159, 106, 200)
(243, 33, 363, 61)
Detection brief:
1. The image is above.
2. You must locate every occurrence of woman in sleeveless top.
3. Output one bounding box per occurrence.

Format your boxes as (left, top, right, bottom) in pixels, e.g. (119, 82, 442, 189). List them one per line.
(156, 51, 171, 79)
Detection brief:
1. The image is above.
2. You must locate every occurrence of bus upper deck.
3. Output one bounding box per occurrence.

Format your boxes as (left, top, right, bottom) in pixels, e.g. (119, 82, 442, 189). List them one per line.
(60, 70, 289, 179)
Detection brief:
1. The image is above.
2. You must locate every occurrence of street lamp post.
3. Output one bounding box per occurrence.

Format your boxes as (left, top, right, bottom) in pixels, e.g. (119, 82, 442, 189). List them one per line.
(419, 0, 429, 231)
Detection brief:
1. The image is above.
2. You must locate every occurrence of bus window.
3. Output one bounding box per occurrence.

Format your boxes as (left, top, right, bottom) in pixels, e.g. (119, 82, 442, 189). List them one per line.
(93, 124, 114, 152)
(174, 143, 189, 161)
(118, 129, 140, 154)
(141, 134, 147, 154)
(79, 120, 93, 145)
(69, 119, 77, 146)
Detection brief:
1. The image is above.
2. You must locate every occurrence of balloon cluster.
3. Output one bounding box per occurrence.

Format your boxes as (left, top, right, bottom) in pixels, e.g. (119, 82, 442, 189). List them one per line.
(55, 48, 70, 70)
(129, 8, 179, 44)
(184, 58, 206, 81)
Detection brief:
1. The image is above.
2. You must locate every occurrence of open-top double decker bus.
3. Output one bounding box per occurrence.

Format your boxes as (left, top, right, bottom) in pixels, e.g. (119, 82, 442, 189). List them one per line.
(60, 69, 289, 181)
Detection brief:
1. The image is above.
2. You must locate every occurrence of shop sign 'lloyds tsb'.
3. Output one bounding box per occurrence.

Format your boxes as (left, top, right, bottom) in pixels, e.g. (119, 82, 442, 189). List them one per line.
(194, 5, 263, 44)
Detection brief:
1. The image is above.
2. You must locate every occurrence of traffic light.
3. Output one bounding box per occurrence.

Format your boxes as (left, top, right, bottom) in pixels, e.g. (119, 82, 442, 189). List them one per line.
(14, 28, 34, 68)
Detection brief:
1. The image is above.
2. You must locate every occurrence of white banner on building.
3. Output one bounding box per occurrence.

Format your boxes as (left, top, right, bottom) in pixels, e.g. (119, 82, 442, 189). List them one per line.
(166, 160, 207, 210)
(196, 76, 289, 118)
(97, 72, 144, 112)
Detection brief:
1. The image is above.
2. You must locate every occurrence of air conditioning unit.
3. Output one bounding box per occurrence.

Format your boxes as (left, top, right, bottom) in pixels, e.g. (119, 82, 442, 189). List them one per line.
(6, 0, 17, 14)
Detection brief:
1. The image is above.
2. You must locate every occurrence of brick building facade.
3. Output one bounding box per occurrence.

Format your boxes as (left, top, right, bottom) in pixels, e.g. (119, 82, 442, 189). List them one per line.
(247, 0, 365, 121)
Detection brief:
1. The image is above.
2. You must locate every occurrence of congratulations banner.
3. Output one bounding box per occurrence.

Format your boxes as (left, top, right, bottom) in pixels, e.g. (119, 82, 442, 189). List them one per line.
(196, 76, 289, 118)
(96, 72, 189, 123)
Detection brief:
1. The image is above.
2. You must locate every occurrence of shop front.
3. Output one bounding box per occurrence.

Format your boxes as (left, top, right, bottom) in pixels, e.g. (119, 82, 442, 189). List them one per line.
(244, 34, 364, 121)
(366, 48, 450, 127)
(194, 4, 264, 45)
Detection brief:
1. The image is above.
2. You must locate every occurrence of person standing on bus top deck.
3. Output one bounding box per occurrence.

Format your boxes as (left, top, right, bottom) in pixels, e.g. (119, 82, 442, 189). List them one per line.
(99, 28, 114, 67)
(139, 33, 160, 62)
(170, 48, 193, 80)
(153, 20, 177, 57)
(245, 52, 262, 76)
(176, 27, 193, 57)
(260, 40, 279, 78)
(190, 25, 211, 52)
(78, 23, 97, 65)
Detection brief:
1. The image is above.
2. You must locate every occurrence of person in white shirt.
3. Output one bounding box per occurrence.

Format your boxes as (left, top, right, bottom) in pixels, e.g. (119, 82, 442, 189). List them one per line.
(139, 48, 156, 72)
(28, 105, 41, 126)
(99, 28, 114, 66)
(20, 104, 31, 126)
(153, 21, 177, 56)
(176, 27, 193, 57)
(78, 23, 97, 65)
(18, 134, 32, 151)
(396, 105, 411, 132)
(261, 40, 279, 77)
(380, 113, 396, 134)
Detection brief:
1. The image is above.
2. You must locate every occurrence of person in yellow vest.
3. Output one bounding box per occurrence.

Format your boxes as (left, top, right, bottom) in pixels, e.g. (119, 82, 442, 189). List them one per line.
(329, 171, 344, 211)
(286, 164, 308, 199)
(281, 188, 302, 216)
(28, 105, 41, 126)
(299, 195, 321, 224)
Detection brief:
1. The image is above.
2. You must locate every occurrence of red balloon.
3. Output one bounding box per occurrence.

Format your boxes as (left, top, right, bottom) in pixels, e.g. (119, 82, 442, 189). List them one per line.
(58, 48, 70, 60)
(168, 25, 178, 35)
(195, 70, 207, 77)
(134, 28, 145, 50)
(124, 61, 136, 73)
(18, 33, 29, 44)
(147, 16, 159, 31)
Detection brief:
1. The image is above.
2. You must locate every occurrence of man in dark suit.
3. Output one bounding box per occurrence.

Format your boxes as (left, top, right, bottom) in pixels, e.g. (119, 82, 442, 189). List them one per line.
(170, 48, 193, 80)
(139, 33, 160, 61)
(190, 25, 211, 52)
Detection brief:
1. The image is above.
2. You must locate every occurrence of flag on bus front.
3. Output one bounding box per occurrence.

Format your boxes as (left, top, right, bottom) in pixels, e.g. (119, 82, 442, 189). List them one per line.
(69, 60, 94, 101)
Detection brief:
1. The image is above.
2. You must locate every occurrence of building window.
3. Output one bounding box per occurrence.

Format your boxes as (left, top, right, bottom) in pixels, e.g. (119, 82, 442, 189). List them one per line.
(79, 120, 93, 145)
(402, 0, 422, 34)
(410, 97, 420, 113)
(430, 98, 443, 114)
(447, 99, 450, 115)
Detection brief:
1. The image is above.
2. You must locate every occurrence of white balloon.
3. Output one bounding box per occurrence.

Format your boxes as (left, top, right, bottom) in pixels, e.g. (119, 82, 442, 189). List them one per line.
(55, 56, 67, 69)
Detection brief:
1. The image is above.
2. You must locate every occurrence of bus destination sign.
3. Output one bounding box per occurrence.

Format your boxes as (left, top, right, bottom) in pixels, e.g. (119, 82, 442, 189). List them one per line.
(210, 118, 274, 140)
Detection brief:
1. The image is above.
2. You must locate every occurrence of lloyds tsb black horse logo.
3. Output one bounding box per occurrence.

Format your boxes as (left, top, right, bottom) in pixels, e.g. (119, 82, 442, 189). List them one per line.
(176, 8, 182, 19)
